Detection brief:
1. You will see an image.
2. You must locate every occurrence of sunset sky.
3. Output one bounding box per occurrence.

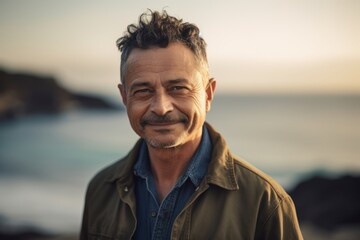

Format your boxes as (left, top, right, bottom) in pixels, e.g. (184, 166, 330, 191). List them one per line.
(0, 0, 359, 96)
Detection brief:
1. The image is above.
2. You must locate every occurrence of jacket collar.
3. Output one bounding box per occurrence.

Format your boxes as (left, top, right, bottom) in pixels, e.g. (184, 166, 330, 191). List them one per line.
(204, 122, 239, 190)
(106, 122, 239, 191)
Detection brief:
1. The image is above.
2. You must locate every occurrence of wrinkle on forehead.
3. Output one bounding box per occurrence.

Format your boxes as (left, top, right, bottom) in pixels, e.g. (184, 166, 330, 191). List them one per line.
(123, 43, 203, 84)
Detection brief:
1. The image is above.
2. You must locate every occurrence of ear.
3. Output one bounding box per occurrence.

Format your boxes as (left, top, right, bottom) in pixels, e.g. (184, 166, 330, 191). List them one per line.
(205, 78, 216, 112)
(118, 84, 127, 106)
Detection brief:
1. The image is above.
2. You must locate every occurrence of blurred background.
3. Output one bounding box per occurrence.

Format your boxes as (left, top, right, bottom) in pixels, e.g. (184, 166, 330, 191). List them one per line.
(0, 0, 359, 239)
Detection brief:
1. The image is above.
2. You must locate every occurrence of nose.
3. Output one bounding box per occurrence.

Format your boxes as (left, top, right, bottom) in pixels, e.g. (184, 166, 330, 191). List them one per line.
(150, 91, 173, 116)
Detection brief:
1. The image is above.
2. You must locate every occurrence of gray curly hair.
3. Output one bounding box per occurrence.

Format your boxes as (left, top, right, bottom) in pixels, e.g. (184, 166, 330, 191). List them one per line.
(116, 10, 209, 84)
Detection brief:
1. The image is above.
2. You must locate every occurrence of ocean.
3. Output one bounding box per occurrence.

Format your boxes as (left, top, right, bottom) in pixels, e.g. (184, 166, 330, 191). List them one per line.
(0, 94, 359, 233)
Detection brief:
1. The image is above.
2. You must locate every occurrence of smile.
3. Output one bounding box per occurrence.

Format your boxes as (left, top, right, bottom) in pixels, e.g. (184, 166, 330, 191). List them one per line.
(147, 121, 179, 126)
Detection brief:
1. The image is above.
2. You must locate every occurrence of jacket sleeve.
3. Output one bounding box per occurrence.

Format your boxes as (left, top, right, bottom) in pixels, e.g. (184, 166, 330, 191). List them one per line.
(255, 195, 304, 240)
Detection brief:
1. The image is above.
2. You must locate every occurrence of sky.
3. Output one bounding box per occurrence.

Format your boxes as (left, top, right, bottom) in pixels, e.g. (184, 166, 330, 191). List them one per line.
(0, 0, 359, 96)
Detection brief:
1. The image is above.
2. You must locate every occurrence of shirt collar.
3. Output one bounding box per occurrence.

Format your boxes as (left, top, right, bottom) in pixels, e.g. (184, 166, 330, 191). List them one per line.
(133, 140, 151, 178)
(134, 125, 213, 188)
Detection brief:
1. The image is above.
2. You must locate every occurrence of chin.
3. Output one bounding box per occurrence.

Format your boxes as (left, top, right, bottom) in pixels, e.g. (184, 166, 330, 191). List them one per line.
(146, 139, 176, 149)
(145, 136, 183, 149)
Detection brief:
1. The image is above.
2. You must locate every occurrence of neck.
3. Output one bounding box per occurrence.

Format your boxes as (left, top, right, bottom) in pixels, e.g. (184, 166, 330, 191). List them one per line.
(147, 137, 201, 201)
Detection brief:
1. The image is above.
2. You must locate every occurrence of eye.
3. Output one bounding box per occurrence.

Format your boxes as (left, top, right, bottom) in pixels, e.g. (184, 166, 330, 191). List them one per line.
(133, 88, 152, 96)
(169, 86, 188, 92)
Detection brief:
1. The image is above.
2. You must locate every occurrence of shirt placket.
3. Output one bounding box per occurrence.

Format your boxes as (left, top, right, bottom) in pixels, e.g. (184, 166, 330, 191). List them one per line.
(152, 187, 179, 240)
(144, 176, 160, 237)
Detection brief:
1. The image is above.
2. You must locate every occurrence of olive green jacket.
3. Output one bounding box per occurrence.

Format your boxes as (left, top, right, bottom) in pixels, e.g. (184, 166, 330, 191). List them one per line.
(80, 123, 303, 240)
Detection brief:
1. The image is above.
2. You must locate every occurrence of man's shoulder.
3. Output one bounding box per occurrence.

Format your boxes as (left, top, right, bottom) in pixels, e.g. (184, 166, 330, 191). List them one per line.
(205, 122, 289, 199)
(231, 154, 289, 199)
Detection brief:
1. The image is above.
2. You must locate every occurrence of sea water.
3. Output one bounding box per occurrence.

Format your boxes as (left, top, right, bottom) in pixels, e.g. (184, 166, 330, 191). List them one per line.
(0, 95, 359, 233)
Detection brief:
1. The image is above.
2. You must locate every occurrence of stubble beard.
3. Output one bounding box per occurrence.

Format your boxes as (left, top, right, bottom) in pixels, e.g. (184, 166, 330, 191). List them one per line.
(146, 138, 177, 149)
(144, 130, 186, 149)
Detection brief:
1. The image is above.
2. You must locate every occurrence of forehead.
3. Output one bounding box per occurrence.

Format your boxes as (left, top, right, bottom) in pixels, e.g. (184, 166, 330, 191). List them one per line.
(124, 43, 199, 84)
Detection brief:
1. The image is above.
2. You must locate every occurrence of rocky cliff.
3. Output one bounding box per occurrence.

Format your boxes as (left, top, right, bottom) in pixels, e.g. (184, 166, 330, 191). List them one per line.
(0, 69, 121, 120)
(289, 174, 360, 230)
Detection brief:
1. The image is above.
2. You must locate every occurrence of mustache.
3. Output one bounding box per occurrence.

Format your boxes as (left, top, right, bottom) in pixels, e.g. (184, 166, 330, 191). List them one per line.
(140, 114, 188, 126)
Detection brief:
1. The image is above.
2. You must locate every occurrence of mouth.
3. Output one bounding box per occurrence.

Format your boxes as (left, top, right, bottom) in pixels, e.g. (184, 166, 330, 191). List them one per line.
(146, 121, 180, 126)
(144, 122, 182, 132)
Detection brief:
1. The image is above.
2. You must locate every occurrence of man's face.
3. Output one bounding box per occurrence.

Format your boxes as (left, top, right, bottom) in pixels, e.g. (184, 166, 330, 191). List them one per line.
(119, 43, 215, 149)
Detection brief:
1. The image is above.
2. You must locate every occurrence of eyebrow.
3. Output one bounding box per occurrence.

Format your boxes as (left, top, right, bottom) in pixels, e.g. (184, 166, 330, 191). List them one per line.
(165, 79, 189, 85)
(131, 79, 187, 87)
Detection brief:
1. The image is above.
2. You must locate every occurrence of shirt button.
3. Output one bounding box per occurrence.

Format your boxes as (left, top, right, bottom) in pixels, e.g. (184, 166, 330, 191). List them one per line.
(151, 211, 157, 217)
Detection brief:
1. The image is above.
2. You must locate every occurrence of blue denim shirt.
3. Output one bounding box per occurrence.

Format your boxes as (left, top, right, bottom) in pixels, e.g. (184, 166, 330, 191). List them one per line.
(133, 126, 212, 240)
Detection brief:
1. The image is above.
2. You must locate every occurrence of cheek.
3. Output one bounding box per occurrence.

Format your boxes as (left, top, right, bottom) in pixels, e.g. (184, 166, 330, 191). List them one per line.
(176, 94, 206, 123)
(127, 102, 146, 121)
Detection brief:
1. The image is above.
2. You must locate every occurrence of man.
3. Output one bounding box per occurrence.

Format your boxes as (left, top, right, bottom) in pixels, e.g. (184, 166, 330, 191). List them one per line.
(80, 10, 303, 240)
